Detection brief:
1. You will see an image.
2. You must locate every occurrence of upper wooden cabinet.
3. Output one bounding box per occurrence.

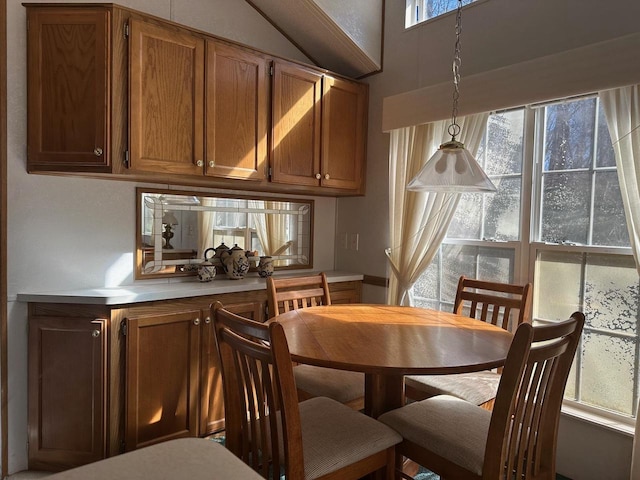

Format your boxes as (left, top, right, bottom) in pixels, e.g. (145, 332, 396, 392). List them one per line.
(26, 7, 110, 172)
(24, 4, 367, 196)
(271, 60, 367, 192)
(128, 19, 204, 176)
(321, 75, 368, 190)
(128, 22, 269, 181)
(205, 41, 269, 181)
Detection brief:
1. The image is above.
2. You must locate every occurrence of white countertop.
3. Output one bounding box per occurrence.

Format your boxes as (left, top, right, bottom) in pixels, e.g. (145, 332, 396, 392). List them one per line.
(16, 271, 364, 305)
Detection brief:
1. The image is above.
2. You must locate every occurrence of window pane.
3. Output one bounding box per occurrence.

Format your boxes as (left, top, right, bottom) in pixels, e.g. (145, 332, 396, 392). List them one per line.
(441, 245, 476, 303)
(597, 103, 616, 168)
(592, 171, 629, 246)
(477, 248, 515, 281)
(486, 110, 524, 176)
(412, 245, 515, 309)
(536, 250, 640, 415)
(544, 99, 596, 171)
(448, 110, 523, 241)
(581, 332, 636, 415)
(413, 250, 441, 310)
(447, 193, 482, 239)
(541, 171, 591, 244)
(585, 254, 639, 333)
(484, 177, 521, 241)
(535, 250, 583, 320)
(406, 0, 476, 27)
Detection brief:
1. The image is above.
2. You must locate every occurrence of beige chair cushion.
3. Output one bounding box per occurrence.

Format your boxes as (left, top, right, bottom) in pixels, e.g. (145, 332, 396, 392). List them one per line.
(378, 395, 490, 476)
(294, 365, 364, 404)
(405, 370, 500, 405)
(45, 438, 263, 480)
(298, 397, 402, 479)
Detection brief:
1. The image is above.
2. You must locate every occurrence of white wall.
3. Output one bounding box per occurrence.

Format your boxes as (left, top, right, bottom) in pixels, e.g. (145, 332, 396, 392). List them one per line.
(337, 0, 640, 477)
(5, 0, 337, 474)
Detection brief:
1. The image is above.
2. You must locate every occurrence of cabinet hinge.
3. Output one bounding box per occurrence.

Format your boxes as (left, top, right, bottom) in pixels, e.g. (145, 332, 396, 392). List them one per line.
(268, 167, 272, 178)
(269, 65, 273, 76)
(120, 322, 127, 336)
(124, 22, 129, 38)
(123, 150, 130, 168)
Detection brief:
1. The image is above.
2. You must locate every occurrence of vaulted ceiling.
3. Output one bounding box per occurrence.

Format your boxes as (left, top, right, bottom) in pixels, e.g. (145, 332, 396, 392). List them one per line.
(245, 0, 384, 78)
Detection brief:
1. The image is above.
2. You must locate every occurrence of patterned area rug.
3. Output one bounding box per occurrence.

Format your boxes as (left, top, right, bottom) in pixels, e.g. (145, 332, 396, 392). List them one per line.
(414, 467, 439, 479)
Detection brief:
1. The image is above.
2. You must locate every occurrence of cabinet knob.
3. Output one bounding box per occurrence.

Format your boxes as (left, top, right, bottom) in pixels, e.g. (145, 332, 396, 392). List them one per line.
(324, 173, 330, 180)
(92, 329, 101, 338)
(315, 173, 322, 180)
(204, 316, 211, 324)
(94, 147, 103, 157)
(209, 161, 215, 168)
(196, 160, 204, 167)
(194, 318, 201, 326)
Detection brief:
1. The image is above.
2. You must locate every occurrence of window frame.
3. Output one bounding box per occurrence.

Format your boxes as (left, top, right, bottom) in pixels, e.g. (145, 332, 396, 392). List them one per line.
(411, 98, 640, 427)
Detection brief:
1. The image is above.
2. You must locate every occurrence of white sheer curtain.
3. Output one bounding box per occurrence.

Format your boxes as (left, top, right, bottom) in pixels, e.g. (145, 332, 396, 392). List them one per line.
(197, 197, 217, 259)
(386, 113, 489, 305)
(599, 84, 640, 480)
(251, 200, 291, 256)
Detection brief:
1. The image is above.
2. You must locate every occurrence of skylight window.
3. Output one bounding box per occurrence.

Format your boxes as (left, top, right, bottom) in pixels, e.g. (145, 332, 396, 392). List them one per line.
(405, 0, 476, 28)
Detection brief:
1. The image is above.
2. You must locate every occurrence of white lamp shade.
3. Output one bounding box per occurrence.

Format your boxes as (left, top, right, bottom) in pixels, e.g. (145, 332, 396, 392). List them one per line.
(407, 140, 497, 193)
(162, 211, 179, 225)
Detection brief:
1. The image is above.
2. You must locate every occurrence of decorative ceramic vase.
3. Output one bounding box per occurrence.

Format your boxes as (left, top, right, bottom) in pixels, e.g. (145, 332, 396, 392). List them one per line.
(197, 247, 217, 282)
(220, 244, 250, 280)
(258, 256, 274, 277)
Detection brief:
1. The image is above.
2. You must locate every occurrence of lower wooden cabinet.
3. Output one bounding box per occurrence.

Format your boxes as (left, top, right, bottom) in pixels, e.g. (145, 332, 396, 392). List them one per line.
(28, 316, 107, 471)
(124, 310, 201, 451)
(27, 281, 360, 471)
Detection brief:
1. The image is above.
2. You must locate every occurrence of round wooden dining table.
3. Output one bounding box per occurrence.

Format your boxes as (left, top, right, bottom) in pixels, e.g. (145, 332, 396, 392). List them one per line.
(273, 304, 514, 418)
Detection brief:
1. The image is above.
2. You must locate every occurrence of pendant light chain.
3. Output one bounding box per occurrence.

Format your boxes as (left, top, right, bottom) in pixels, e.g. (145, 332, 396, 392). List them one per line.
(449, 0, 463, 140)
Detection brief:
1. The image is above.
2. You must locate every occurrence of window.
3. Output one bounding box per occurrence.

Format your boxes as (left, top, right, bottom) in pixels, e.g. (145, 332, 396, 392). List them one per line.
(211, 198, 262, 253)
(405, 0, 476, 28)
(412, 96, 640, 422)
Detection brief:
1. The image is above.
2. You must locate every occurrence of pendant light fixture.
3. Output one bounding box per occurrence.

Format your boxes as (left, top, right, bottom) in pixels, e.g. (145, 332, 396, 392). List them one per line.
(407, 0, 497, 193)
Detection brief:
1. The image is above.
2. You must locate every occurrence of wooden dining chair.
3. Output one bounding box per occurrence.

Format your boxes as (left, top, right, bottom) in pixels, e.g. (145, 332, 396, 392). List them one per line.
(381, 311, 585, 480)
(266, 272, 365, 410)
(211, 302, 402, 480)
(404, 275, 532, 410)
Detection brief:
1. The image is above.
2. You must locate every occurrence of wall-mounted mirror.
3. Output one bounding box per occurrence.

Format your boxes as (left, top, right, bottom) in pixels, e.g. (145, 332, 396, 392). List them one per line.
(136, 188, 314, 279)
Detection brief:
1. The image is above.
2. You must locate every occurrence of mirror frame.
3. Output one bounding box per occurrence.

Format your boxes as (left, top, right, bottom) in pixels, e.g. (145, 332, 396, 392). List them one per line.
(135, 187, 314, 280)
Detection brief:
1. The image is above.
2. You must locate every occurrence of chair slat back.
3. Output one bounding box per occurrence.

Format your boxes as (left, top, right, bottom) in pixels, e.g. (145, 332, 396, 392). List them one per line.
(484, 312, 585, 479)
(212, 302, 305, 480)
(267, 273, 331, 318)
(453, 276, 532, 331)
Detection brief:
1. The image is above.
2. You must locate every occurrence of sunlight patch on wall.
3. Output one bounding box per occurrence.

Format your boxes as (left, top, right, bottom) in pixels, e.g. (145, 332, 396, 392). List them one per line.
(105, 253, 134, 287)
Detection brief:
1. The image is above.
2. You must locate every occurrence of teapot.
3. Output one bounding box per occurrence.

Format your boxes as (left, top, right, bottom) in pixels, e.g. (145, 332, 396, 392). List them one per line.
(197, 247, 217, 282)
(220, 244, 250, 280)
(258, 256, 274, 277)
(213, 242, 230, 259)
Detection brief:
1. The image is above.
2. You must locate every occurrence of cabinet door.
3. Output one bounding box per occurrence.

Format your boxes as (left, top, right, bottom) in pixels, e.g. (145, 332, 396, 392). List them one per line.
(200, 301, 266, 436)
(205, 41, 268, 181)
(125, 310, 201, 450)
(271, 60, 322, 187)
(28, 316, 107, 470)
(321, 76, 368, 191)
(129, 19, 204, 175)
(329, 281, 362, 304)
(26, 7, 110, 172)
